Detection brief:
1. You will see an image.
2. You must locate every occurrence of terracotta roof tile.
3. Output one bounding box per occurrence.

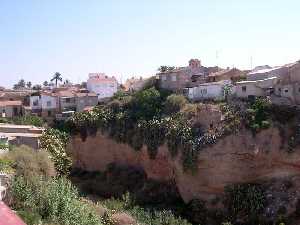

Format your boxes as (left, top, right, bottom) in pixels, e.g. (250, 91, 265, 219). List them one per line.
(0, 101, 22, 107)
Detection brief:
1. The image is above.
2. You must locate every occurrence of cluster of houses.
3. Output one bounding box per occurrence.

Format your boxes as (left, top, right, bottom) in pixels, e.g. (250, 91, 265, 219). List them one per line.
(157, 58, 300, 105)
(0, 73, 149, 121)
(1, 58, 299, 123)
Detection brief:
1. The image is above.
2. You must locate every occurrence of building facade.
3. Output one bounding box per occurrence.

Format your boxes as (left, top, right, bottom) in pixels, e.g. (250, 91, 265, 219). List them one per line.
(124, 77, 147, 92)
(87, 73, 118, 100)
(0, 101, 23, 118)
(30, 92, 58, 118)
(157, 59, 209, 91)
(186, 80, 233, 101)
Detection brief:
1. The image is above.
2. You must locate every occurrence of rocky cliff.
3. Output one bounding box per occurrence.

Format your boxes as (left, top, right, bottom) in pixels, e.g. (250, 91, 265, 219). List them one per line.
(68, 126, 300, 204)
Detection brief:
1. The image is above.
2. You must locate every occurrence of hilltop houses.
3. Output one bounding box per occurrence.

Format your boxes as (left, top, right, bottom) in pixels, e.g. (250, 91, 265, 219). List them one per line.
(157, 59, 211, 91)
(124, 77, 147, 92)
(87, 73, 118, 100)
(235, 61, 300, 105)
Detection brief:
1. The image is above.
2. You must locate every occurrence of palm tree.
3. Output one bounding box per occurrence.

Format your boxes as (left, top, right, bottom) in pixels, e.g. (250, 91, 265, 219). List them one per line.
(51, 72, 63, 87)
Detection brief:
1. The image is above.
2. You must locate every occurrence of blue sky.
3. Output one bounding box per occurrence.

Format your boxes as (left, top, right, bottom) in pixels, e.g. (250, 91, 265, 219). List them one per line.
(0, 0, 300, 88)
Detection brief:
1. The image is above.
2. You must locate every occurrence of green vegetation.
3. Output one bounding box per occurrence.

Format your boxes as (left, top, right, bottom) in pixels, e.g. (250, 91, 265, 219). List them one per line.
(164, 94, 187, 115)
(12, 176, 101, 225)
(6, 146, 194, 225)
(40, 128, 72, 176)
(13, 115, 45, 127)
(66, 87, 229, 172)
(245, 98, 271, 133)
(101, 193, 191, 225)
(224, 183, 265, 218)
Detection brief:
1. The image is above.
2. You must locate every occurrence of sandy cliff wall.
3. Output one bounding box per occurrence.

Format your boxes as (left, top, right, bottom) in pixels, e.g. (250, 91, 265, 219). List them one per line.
(68, 127, 300, 203)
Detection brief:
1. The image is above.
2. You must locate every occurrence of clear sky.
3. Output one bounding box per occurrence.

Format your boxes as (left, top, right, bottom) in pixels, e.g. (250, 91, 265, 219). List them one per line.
(1, 0, 300, 88)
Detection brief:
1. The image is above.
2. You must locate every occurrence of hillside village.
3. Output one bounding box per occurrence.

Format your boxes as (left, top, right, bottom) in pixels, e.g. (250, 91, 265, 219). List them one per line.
(1, 59, 300, 225)
(1, 58, 300, 124)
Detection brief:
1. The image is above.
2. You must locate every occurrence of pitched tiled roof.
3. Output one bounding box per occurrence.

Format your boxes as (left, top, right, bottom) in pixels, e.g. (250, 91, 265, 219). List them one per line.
(209, 68, 241, 77)
(0, 101, 22, 107)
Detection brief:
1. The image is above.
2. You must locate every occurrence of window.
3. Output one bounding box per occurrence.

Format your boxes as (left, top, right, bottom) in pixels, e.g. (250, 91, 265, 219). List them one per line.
(242, 86, 247, 92)
(161, 75, 167, 81)
(171, 75, 177, 82)
(201, 89, 207, 95)
(46, 101, 51, 107)
(66, 98, 71, 103)
(284, 89, 288, 93)
(33, 100, 39, 106)
(48, 110, 52, 117)
(278, 88, 281, 92)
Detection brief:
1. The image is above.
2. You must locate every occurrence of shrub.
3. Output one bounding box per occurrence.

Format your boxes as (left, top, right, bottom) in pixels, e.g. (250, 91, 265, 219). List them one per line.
(164, 94, 187, 115)
(17, 210, 42, 225)
(13, 115, 44, 127)
(11, 176, 101, 225)
(6, 145, 56, 179)
(101, 193, 192, 225)
(245, 98, 271, 133)
(40, 129, 71, 176)
(131, 87, 162, 120)
(224, 183, 265, 217)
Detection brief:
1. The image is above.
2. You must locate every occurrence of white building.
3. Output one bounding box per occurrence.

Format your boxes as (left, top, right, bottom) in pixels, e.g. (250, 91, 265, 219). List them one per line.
(186, 80, 233, 101)
(87, 73, 118, 100)
(30, 92, 58, 117)
(236, 77, 278, 99)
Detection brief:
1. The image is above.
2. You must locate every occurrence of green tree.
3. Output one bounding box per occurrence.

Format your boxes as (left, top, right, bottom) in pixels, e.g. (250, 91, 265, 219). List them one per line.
(13, 79, 26, 90)
(132, 87, 162, 120)
(43, 81, 49, 87)
(32, 84, 42, 90)
(51, 72, 63, 87)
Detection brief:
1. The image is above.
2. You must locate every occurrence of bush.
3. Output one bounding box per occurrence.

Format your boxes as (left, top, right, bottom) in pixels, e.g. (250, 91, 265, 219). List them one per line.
(245, 98, 271, 133)
(6, 145, 56, 179)
(164, 94, 187, 115)
(102, 193, 192, 225)
(13, 115, 44, 127)
(40, 129, 71, 176)
(11, 176, 101, 225)
(131, 87, 162, 120)
(224, 183, 265, 217)
(17, 210, 42, 225)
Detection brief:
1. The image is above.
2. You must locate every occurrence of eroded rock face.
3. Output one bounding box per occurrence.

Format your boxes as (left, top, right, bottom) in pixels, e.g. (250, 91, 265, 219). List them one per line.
(68, 127, 300, 203)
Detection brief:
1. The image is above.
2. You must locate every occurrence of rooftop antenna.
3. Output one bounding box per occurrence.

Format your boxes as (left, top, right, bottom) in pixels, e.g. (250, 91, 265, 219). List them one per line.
(250, 56, 253, 70)
(216, 50, 219, 68)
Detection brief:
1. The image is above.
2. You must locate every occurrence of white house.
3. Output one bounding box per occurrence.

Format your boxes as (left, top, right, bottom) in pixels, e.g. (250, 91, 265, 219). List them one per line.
(186, 80, 233, 101)
(87, 73, 118, 100)
(236, 77, 278, 99)
(30, 92, 58, 118)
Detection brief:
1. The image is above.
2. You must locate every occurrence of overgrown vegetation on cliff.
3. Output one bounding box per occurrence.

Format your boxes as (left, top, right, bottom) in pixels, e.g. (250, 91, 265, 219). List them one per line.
(65, 86, 234, 172)
(3, 145, 191, 225)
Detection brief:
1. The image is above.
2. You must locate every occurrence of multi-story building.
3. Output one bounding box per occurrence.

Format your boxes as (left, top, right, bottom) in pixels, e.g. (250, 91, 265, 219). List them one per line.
(87, 73, 118, 100)
(157, 59, 213, 91)
(75, 89, 98, 112)
(123, 76, 147, 92)
(30, 92, 58, 119)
